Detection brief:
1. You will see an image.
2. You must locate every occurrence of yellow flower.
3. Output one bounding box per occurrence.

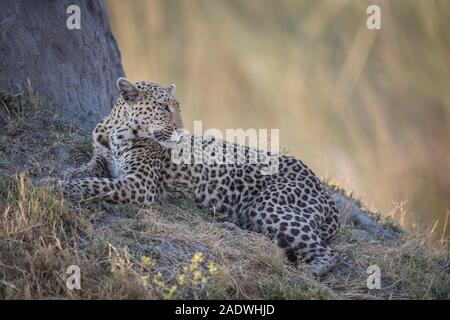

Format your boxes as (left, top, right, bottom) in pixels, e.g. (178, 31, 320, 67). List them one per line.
(141, 275, 148, 285)
(141, 256, 154, 267)
(152, 272, 164, 288)
(193, 271, 203, 282)
(189, 263, 198, 272)
(153, 278, 166, 291)
(192, 252, 204, 264)
(178, 274, 186, 285)
(164, 284, 178, 300)
(207, 262, 218, 275)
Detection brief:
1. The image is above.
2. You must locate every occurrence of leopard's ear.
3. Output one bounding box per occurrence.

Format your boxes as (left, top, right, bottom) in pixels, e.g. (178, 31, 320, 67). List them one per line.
(166, 84, 176, 96)
(116, 78, 140, 103)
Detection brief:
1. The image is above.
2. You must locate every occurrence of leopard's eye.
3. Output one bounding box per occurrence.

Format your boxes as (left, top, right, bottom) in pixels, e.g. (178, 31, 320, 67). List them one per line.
(160, 103, 171, 114)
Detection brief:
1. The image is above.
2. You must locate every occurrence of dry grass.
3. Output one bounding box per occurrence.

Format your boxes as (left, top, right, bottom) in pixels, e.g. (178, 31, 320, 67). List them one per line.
(0, 174, 448, 300)
(0, 175, 316, 299)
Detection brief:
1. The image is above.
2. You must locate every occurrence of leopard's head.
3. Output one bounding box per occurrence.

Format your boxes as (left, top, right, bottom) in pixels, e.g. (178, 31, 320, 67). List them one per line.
(116, 78, 184, 147)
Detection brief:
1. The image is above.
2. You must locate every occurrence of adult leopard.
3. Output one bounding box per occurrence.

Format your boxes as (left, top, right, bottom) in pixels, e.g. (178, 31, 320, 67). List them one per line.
(62, 78, 340, 277)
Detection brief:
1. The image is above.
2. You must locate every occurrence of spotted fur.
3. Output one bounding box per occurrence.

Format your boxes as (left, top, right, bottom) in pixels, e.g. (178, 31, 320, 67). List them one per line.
(62, 78, 340, 277)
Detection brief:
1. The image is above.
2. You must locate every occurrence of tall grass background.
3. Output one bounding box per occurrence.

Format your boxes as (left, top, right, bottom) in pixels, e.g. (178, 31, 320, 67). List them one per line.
(105, 0, 450, 243)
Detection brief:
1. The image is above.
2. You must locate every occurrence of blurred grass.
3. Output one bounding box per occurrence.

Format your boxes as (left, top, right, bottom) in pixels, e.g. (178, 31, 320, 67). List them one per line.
(105, 0, 450, 242)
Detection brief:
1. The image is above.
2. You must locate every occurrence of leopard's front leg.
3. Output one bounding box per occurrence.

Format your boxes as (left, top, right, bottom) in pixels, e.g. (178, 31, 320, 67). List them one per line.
(64, 120, 112, 180)
(62, 175, 159, 207)
(64, 155, 110, 180)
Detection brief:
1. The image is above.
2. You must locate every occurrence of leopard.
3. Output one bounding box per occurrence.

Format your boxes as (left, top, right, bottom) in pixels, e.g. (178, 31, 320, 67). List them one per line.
(61, 78, 341, 277)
